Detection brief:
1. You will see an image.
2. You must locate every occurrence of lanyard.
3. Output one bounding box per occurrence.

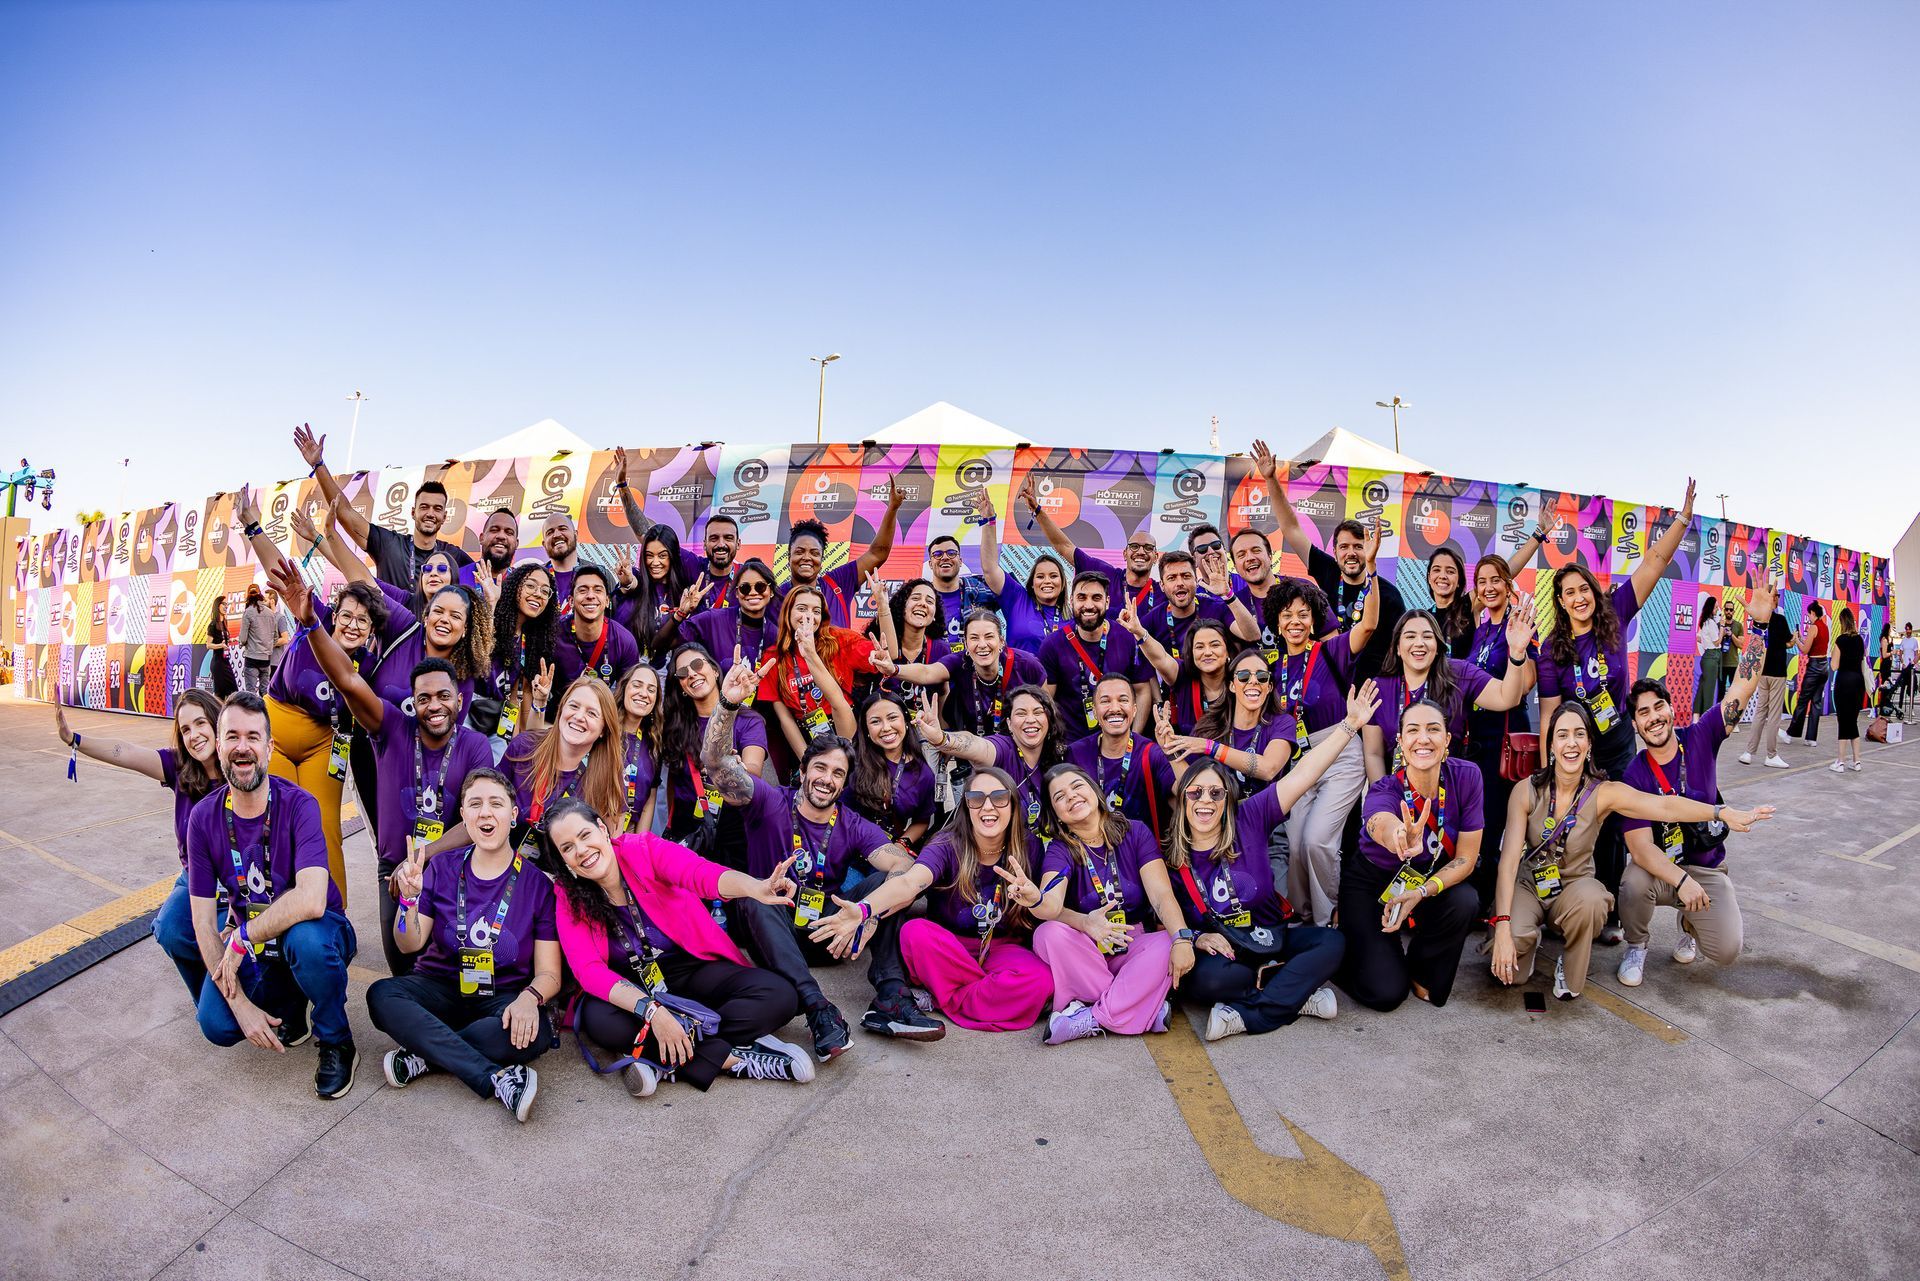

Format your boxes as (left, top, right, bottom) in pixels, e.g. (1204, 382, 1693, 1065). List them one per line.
(611, 874, 666, 979)
(572, 622, 610, 676)
(223, 789, 273, 903)
(1336, 574, 1371, 630)
(1571, 638, 1609, 700)
(710, 572, 731, 610)
(414, 728, 454, 820)
(1064, 627, 1107, 682)
(528, 750, 587, 825)
(1646, 743, 1686, 797)
(455, 848, 523, 949)
(1538, 779, 1598, 852)
(784, 654, 826, 714)
(971, 649, 1016, 733)
(731, 610, 770, 667)
(1083, 843, 1125, 909)
(790, 795, 838, 886)
(1393, 768, 1452, 868)
(1129, 578, 1156, 614)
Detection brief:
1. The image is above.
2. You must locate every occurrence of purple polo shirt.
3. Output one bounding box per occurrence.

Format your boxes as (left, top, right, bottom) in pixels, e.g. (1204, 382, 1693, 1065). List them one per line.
(411, 849, 558, 990)
(1356, 757, 1485, 874)
(939, 648, 1047, 737)
(1064, 733, 1174, 831)
(551, 618, 642, 693)
(997, 577, 1068, 655)
(665, 710, 769, 826)
(739, 783, 896, 883)
(679, 605, 777, 671)
(912, 833, 1040, 941)
(185, 778, 343, 914)
(1185, 781, 1290, 928)
(1537, 580, 1641, 744)
(1038, 624, 1147, 742)
(848, 754, 937, 844)
(1272, 630, 1358, 736)
(369, 701, 494, 868)
(1039, 819, 1164, 923)
(1620, 703, 1731, 869)
(1373, 659, 1495, 741)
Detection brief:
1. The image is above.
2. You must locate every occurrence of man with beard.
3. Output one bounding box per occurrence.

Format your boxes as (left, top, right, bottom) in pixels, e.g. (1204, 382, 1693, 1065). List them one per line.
(1039, 571, 1152, 744)
(1615, 581, 1772, 987)
(778, 474, 905, 629)
(1063, 674, 1174, 833)
(550, 565, 640, 694)
(175, 694, 358, 1098)
(924, 533, 1000, 654)
(1230, 528, 1285, 663)
(613, 447, 742, 608)
(1018, 473, 1165, 621)
(296, 423, 471, 607)
(1138, 549, 1262, 664)
(1250, 438, 1403, 682)
(458, 509, 522, 592)
(539, 511, 582, 604)
(703, 657, 939, 1058)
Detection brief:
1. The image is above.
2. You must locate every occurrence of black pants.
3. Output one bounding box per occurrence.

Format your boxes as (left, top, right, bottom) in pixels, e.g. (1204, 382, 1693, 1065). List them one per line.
(1788, 658, 1831, 741)
(373, 858, 418, 977)
(736, 870, 906, 1009)
(366, 972, 554, 1097)
(1833, 669, 1867, 741)
(1182, 926, 1344, 1034)
(1465, 747, 1516, 918)
(1337, 853, 1480, 1011)
(575, 951, 798, 1090)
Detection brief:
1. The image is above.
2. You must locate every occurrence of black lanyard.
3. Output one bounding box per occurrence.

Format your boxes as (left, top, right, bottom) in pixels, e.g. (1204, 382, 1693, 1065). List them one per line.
(414, 727, 454, 820)
(790, 796, 838, 887)
(455, 848, 523, 950)
(223, 788, 272, 904)
(610, 875, 666, 979)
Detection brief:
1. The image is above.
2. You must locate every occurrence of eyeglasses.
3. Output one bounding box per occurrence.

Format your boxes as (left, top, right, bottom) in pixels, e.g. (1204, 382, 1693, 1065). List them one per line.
(1232, 669, 1273, 684)
(1125, 542, 1156, 554)
(1191, 539, 1223, 556)
(963, 790, 1013, 811)
(1184, 785, 1227, 803)
(930, 548, 961, 560)
(736, 581, 772, 596)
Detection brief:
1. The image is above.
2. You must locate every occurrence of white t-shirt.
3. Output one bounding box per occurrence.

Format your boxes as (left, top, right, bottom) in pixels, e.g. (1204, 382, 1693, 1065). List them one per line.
(1698, 615, 1721, 650)
(1900, 636, 1917, 669)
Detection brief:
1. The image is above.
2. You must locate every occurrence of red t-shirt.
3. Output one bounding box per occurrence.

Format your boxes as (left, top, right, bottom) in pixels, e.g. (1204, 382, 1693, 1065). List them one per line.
(1808, 617, 1830, 660)
(758, 628, 878, 714)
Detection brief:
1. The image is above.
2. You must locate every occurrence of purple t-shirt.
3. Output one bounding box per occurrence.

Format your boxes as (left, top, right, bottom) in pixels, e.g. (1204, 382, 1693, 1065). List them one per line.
(1072, 547, 1158, 621)
(1168, 677, 1232, 735)
(1356, 757, 1486, 874)
(1221, 716, 1300, 790)
(740, 784, 896, 883)
(1234, 585, 1283, 664)
(665, 709, 769, 825)
(157, 748, 204, 866)
(370, 701, 495, 868)
(912, 833, 1038, 941)
(411, 848, 559, 990)
(1039, 819, 1164, 923)
(551, 618, 643, 693)
(679, 606, 777, 672)
(1064, 733, 1174, 832)
(1620, 703, 1731, 869)
(1142, 596, 1235, 666)
(266, 631, 343, 724)
(185, 778, 343, 914)
(503, 731, 591, 821)
(1373, 659, 1495, 741)
(1466, 614, 1534, 749)
(848, 754, 937, 843)
(363, 597, 477, 719)
(1272, 630, 1358, 736)
(939, 647, 1048, 736)
(616, 732, 662, 832)
(1537, 580, 1642, 744)
(776, 562, 864, 629)
(1184, 781, 1290, 928)
(988, 735, 1056, 830)
(1038, 624, 1147, 742)
(997, 576, 1068, 655)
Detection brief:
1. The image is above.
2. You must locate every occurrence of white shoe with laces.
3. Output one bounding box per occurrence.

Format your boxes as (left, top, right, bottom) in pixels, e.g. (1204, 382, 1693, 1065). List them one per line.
(1553, 956, 1577, 1000)
(1204, 1004, 1247, 1041)
(1301, 985, 1338, 1021)
(1764, 755, 1790, 769)
(1738, 752, 1754, 765)
(1617, 945, 1648, 987)
(1672, 929, 1699, 965)
(1830, 761, 1847, 773)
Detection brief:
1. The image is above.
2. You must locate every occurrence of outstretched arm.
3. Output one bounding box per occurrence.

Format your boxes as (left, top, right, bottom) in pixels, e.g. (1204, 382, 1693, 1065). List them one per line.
(1633, 478, 1696, 605)
(1118, 605, 1179, 685)
(52, 693, 166, 782)
(1274, 683, 1377, 813)
(269, 563, 384, 731)
(913, 692, 997, 767)
(855, 476, 906, 578)
(1017, 473, 1080, 564)
(294, 423, 372, 551)
(975, 489, 1006, 596)
(1251, 438, 1312, 563)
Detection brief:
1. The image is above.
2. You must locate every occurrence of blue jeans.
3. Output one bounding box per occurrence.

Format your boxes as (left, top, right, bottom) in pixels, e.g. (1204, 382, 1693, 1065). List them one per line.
(153, 871, 207, 1000)
(194, 910, 357, 1047)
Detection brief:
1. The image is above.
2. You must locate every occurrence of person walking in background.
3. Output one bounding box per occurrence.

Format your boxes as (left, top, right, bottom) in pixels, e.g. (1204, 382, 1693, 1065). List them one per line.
(1739, 596, 1795, 769)
(1785, 602, 1831, 745)
(238, 585, 278, 695)
(1900, 624, 1918, 720)
(1717, 599, 1744, 701)
(1694, 596, 1722, 717)
(1876, 631, 1897, 717)
(1830, 608, 1867, 773)
(264, 586, 295, 679)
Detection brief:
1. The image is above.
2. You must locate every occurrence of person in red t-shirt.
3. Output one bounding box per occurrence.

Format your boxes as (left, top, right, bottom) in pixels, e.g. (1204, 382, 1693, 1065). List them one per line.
(1786, 602, 1832, 744)
(758, 583, 895, 758)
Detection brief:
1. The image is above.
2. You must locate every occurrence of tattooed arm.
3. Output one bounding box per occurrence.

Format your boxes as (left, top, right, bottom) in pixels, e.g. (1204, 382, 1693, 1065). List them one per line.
(701, 658, 766, 806)
(912, 699, 998, 768)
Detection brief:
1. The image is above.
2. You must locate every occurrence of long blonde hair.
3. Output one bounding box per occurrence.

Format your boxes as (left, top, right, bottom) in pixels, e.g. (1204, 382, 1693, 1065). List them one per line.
(513, 675, 625, 822)
(1040, 763, 1130, 866)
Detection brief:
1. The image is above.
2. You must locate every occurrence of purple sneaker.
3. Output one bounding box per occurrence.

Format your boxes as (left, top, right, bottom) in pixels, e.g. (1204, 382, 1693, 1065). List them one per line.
(1044, 1000, 1104, 1045)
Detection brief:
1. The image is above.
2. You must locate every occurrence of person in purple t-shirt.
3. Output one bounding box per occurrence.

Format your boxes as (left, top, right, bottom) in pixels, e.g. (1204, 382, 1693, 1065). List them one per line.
(551, 565, 642, 697)
(847, 691, 938, 849)
(883, 609, 1046, 738)
(701, 660, 935, 1059)
(1029, 767, 1195, 1043)
(1134, 550, 1260, 671)
(1038, 570, 1152, 743)
(1537, 477, 1698, 942)
(371, 769, 560, 1122)
(1017, 471, 1165, 621)
(177, 695, 359, 1100)
(1362, 608, 1535, 783)
(1062, 674, 1175, 834)
(678, 558, 780, 679)
(777, 482, 903, 630)
(1123, 611, 1236, 736)
(659, 641, 771, 845)
(55, 689, 224, 1001)
(971, 487, 1067, 654)
(1616, 639, 1767, 987)
(538, 511, 581, 605)
(919, 685, 1071, 833)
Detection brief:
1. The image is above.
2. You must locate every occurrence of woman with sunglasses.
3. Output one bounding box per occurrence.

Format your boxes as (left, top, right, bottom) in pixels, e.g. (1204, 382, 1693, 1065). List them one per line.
(1165, 680, 1378, 1040)
(679, 557, 780, 676)
(1491, 700, 1773, 1000)
(808, 767, 1053, 1033)
(1362, 607, 1535, 784)
(481, 563, 558, 756)
(1158, 648, 1298, 791)
(758, 583, 892, 759)
(1027, 763, 1195, 1042)
(659, 642, 770, 846)
(917, 685, 1069, 832)
(848, 691, 937, 850)
(612, 663, 664, 834)
(1120, 611, 1236, 736)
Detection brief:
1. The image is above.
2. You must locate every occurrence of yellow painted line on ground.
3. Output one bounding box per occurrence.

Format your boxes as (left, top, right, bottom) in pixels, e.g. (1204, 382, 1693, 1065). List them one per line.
(1584, 986, 1690, 1044)
(1147, 1017, 1408, 1280)
(1748, 904, 1920, 975)
(0, 825, 132, 894)
(0, 876, 175, 985)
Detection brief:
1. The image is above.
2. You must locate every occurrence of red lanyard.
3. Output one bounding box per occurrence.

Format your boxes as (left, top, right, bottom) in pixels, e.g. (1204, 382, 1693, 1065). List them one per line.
(1130, 578, 1155, 613)
(573, 623, 609, 674)
(1646, 743, 1685, 796)
(1064, 627, 1106, 680)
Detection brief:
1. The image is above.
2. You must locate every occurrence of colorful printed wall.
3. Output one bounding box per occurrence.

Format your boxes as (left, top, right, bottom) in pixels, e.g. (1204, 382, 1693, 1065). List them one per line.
(4, 444, 1895, 721)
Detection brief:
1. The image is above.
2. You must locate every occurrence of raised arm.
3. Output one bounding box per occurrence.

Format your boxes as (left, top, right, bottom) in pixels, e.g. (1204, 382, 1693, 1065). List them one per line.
(234, 486, 289, 578)
(1723, 577, 1775, 718)
(855, 475, 906, 578)
(913, 691, 996, 767)
(294, 422, 372, 550)
(1503, 509, 1563, 574)
(1632, 478, 1696, 605)
(1250, 438, 1312, 563)
(1471, 604, 1538, 711)
(864, 571, 903, 660)
(975, 489, 1006, 596)
(270, 562, 384, 731)
(1117, 604, 1179, 685)
(701, 654, 773, 806)
(1345, 521, 1385, 652)
(1274, 682, 1377, 813)
(52, 693, 167, 782)
(319, 499, 377, 586)
(612, 447, 648, 541)
(1017, 473, 1080, 564)
(1197, 556, 1262, 643)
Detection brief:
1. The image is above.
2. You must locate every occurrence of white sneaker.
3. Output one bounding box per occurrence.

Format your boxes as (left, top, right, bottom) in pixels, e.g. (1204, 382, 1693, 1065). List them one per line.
(1300, 985, 1338, 1021)
(1617, 944, 1648, 987)
(1850, 762, 1863, 772)
(1776, 728, 1790, 744)
(1672, 930, 1699, 965)
(621, 1061, 659, 1098)
(1553, 956, 1577, 1000)
(1738, 752, 1753, 765)
(1764, 755, 1791, 769)
(1204, 1003, 1248, 1041)
(1830, 761, 1847, 773)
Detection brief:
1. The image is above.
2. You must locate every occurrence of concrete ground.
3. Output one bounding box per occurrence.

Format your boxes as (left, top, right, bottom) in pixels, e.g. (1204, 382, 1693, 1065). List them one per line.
(1, 697, 1915, 1281)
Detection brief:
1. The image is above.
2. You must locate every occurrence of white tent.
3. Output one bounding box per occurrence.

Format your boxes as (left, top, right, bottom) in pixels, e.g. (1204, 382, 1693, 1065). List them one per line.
(866, 402, 1027, 449)
(1286, 426, 1429, 474)
(462, 418, 597, 461)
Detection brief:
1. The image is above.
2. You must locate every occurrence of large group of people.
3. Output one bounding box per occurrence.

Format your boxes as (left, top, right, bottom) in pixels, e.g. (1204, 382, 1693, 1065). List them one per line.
(52, 428, 1791, 1122)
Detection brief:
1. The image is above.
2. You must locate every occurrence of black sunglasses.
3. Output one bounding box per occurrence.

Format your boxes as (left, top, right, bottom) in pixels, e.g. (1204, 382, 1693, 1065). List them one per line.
(963, 789, 1013, 810)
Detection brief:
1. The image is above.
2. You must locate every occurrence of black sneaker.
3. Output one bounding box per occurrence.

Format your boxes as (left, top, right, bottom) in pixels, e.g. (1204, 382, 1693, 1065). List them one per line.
(278, 1001, 313, 1049)
(491, 1064, 538, 1122)
(861, 998, 946, 1042)
(805, 1004, 852, 1062)
(727, 1039, 814, 1082)
(382, 1049, 431, 1088)
(315, 1041, 357, 1100)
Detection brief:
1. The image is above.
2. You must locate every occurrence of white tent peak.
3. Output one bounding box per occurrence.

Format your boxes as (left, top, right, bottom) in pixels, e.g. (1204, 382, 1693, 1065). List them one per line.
(866, 402, 1027, 448)
(461, 419, 596, 462)
(1287, 426, 1429, 474)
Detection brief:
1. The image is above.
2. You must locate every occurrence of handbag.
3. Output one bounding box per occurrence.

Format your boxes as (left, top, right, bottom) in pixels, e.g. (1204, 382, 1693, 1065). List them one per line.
(1500, 732, 1540, 782)
(571, 990, 721, 1076)
(465, 694, 505, 737)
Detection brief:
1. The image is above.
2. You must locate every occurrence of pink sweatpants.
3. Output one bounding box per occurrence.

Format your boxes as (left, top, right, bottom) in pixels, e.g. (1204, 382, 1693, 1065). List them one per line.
(899, 919, 1051, 1032)
(1032, 920, 1173, 1034)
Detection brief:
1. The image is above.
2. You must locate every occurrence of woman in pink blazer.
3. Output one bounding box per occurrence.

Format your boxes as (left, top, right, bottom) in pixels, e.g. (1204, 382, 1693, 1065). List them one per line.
(546, 797, 813, 1096)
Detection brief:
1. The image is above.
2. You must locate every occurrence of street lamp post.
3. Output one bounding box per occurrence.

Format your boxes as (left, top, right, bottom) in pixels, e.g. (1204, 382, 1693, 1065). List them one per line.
(345, 391, 371, 471)
(2, 460, 56, 516)
(810, 354, 841, 444)
(1374, 397, 1409, 453)
(1716, 493, 1729, 519)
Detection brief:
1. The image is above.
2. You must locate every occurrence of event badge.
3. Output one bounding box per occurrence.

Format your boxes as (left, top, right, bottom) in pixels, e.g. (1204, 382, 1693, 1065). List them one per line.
(640, 959, 666, 992)
(1025, 795, 1042, 826)
(707, 899, 728, 928)
(243, 900, 281, 960)
(794, 887, 827, 928)
(1380, 863, 1426, 905)
(1222, 908, 1254, 929)
(496, 699, 519, 741)
(1590, 687, 1618, 734)
(327, 730, 352, 780)
(1662, 823, 1685, 862)
(458, 946, 495, 996)
(1082, 695, 1099, 731)
(1532, 862, 1562, 899)
(693, 784, 724, 820)
(1100, 902, 1130, 954)
(1104, 788, 1124, 813)
(414, 816, 444, 846)
(802, 706, 831, 738)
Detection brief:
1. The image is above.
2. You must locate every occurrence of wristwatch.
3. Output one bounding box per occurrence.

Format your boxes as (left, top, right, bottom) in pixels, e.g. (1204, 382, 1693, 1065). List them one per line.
(1174, 928, 1197, 943)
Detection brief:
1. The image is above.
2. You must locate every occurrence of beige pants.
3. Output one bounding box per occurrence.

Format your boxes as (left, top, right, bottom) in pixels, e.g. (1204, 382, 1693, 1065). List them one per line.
(1743, 675, 1788, 757)
(1281, 727, 1366, 927)
(1619, 862, 1743, 964)
(1508, 874, 1613, 995)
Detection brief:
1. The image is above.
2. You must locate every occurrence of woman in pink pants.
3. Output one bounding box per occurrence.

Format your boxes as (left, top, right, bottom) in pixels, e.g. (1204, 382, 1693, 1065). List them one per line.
(1032, 765, 1196, 1043)
(808, 767, 1051, 1032)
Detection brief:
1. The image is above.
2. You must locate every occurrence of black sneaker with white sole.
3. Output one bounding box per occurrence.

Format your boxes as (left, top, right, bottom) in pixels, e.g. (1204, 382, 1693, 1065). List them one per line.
(314, 1041, 357, 1100)
(861, 998, 946, 1042)
(805, 1004, 852, 1062)
(382, 1049, 431, 1088)
(491, 1064, 538, 1122)
(278, 1001, 313, 1049)
(727, 1040, 813, 1082)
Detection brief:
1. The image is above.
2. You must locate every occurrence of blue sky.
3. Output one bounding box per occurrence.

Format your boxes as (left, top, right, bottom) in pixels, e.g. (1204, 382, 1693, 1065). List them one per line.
(4, 2, 1914, 552)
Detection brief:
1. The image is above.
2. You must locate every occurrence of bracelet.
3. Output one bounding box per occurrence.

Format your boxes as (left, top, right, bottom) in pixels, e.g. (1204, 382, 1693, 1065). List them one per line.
(614, 481, 630, 493)
(1488, 914, 1511, 925)
(243, 520, 264, 539)
(858, 902, 873, 923)
(227, 930, 250, 957)
(1509, 651, 1528, 666)
(717, 693, 742, 712)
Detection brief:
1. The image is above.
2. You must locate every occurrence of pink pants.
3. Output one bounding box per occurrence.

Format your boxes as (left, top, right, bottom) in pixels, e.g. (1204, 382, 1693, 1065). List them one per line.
(1032, 920, 1173, 1034)
(899, 919, 1051, 1032)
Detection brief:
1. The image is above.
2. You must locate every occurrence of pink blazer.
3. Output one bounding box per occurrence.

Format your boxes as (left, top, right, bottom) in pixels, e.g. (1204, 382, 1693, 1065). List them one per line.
(555, 832, 747, 1003)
